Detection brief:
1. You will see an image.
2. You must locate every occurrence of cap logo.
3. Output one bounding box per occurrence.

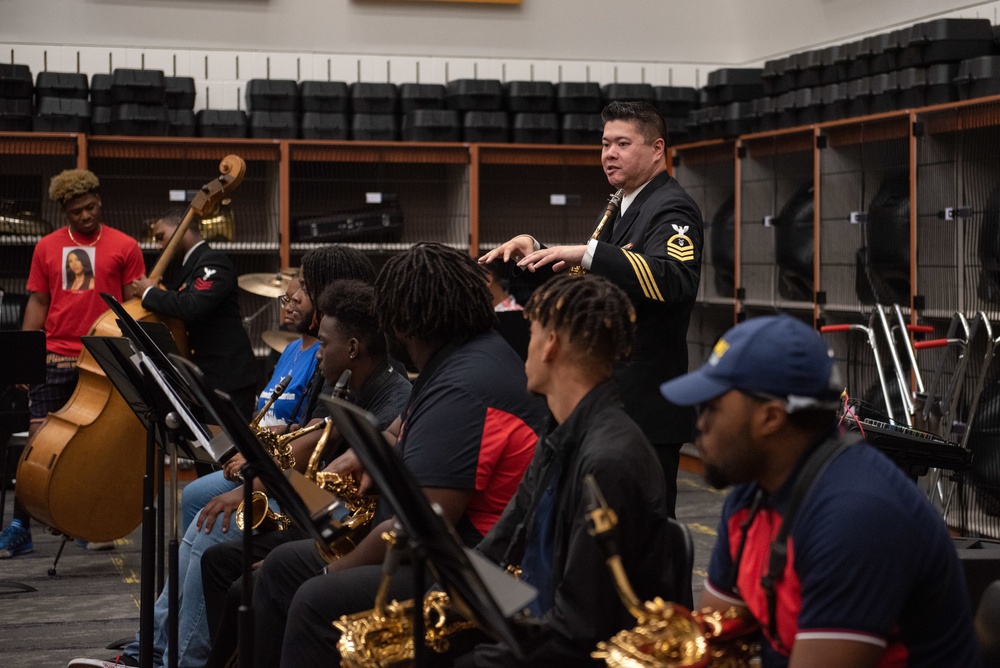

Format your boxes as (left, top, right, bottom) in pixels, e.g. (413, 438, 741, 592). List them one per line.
(709, 338, 729, 366)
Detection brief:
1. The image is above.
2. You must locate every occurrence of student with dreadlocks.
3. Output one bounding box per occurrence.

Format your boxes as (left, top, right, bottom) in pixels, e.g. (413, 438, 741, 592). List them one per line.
(251, 242, 546, 668)
(453, 273, 680, 667)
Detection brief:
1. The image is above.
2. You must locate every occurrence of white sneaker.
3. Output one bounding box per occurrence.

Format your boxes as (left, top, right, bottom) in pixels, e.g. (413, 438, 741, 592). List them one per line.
(86, 540, 115, 551)
(66, 659, 136, 668)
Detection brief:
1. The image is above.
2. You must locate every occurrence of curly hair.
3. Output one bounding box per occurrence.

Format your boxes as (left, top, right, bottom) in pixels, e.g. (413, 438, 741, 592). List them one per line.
(602, 100, 667, 146)
(374, 242, 496, 343)
(49, 169, 100, 204)
(317, 280, 386, 356)
(525, 274, 637, 368)
(300, 245, 377, 312)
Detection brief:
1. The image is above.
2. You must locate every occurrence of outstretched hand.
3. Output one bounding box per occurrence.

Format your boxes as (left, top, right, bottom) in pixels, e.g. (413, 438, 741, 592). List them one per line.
(478, 235, 536, 265)
(516, 244, 588, 273)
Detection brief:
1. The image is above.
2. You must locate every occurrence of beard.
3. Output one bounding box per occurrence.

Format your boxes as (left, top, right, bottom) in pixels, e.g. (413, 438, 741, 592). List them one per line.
(701, 462, 733, 490)
(294, 308, 318, 336)
(386, 333, 416, 374)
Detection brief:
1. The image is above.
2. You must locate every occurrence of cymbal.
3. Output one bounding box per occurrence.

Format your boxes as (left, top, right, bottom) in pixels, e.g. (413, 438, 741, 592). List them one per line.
(238, 272, 292, 298)
(261, 329, 299, 354)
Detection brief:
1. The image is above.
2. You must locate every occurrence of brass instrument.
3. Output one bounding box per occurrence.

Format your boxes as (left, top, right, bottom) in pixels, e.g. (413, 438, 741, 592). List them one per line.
(235, 373, 327, 531)
(586, 475, 761, 668)
(249, 374, 297, 471)
(234, 417, 332, 531)
(568, 189, 624, 275)
(335, 532, 477, 668)
(307, 412, 377, 562)
(234, 490, 291, 532)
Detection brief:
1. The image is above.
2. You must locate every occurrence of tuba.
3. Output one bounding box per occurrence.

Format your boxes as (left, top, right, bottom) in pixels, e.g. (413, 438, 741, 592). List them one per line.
(568, 189, 624, 275)
(586, 475, 761, 668)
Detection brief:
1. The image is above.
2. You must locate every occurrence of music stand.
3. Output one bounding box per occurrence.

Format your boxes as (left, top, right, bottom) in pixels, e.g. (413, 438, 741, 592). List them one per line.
(319, 395, 536, 663)
(87, 293, 231, 668)
(171, 354, 351, 668)
(0, 330, 44, 596)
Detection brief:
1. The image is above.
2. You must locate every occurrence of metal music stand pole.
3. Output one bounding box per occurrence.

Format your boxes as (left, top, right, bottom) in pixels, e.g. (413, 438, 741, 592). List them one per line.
(138, 411, 161, 668)
(165, 411, 183, 668)
(158, 443, 166, 595)
(238, 463, 257, 668)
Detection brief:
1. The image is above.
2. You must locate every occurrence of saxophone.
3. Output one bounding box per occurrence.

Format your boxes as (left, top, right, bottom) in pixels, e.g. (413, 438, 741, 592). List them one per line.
(249, 374, 297, 471)
(235, 372, 338, 531)
(585, 475, 761, 668)
(305, 374, 377, 561)
(234, 417, 331, 531)
(239, 370, 377, 558)
(568, 189, 624, 275)
(334, 532, 477, 668)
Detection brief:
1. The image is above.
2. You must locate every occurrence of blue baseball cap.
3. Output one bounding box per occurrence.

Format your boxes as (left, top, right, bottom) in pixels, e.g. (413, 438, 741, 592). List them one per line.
(660, 315, 842, 410)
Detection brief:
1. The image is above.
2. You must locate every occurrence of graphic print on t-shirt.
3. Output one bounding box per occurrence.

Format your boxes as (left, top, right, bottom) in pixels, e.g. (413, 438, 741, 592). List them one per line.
(62, 246, 96, 291)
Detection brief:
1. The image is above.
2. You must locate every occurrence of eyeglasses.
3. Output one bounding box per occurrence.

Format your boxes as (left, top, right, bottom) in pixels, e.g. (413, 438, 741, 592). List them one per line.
(278, 295, 292, 308)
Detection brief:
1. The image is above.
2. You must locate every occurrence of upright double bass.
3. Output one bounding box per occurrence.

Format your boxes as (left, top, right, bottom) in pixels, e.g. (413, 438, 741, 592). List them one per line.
(17, 156, 246, 542)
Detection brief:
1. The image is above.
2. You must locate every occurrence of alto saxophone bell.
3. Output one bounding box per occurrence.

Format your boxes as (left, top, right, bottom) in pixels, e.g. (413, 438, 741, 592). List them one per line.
(235, 489, 291, 532)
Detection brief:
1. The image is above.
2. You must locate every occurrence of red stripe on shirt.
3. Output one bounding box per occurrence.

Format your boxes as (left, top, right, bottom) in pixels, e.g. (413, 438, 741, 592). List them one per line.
(466, 407, 537, 536)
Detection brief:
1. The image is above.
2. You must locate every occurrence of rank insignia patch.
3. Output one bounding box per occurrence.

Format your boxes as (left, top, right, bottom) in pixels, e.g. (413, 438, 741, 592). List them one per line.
(667, 224, 695, 262)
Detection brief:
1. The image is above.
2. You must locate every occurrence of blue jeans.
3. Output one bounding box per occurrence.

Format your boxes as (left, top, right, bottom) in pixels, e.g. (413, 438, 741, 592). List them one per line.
(123, 472, 241, 668)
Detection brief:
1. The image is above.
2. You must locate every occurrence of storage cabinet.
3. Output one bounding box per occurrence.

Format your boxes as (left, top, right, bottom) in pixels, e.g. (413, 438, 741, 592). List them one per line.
(738, 129, 815, 312)
(0, 135, 614, 341)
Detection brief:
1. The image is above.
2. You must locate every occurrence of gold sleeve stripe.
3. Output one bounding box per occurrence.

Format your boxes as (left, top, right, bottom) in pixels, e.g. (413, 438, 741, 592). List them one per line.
(668, 247, 695, 262)
(622, 249, 665, 302)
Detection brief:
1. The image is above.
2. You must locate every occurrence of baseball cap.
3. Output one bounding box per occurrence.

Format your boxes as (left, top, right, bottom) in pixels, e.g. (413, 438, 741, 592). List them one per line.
(660, 315, 842, 411)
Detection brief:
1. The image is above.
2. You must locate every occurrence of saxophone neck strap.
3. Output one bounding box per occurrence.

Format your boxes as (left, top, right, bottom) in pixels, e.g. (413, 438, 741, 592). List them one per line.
(760, 431, 860, 652)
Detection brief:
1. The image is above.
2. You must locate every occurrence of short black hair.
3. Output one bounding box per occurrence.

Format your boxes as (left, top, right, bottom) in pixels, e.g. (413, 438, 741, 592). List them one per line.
(374, 242, 496, 343)
(525, 274, 637, 368)
(602, 100, 668, 146)
(156, 207, 197, 233)
(317, 279, 386, 356)
(479, 258, 511, 291)
(300, 245, 377, 313)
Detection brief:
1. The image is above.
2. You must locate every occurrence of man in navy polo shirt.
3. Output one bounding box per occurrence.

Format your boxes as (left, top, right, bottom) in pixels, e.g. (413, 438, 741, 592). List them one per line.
(660, 315, 980, 668)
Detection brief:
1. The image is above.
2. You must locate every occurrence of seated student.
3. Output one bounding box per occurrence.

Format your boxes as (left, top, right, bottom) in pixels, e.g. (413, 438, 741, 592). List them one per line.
(179, 273, 318, 532)
(659, 315, 982, 668)
(481, 258, 522, 312)
(67, 247, 379, 668)
(249, 242, 546, 668)
(254, 274, 321, 428)
(199, 279, 412, 666)
(456, 273, 679, 667)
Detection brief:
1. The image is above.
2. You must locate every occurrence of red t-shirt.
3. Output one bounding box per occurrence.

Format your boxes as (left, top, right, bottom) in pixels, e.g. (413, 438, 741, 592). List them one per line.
(26, 225, 145, 357)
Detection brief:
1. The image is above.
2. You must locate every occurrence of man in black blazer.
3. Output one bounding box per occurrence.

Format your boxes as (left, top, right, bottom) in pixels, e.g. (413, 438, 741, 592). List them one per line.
(480, 101, 703, 517)
(132, 209, 258, 418)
